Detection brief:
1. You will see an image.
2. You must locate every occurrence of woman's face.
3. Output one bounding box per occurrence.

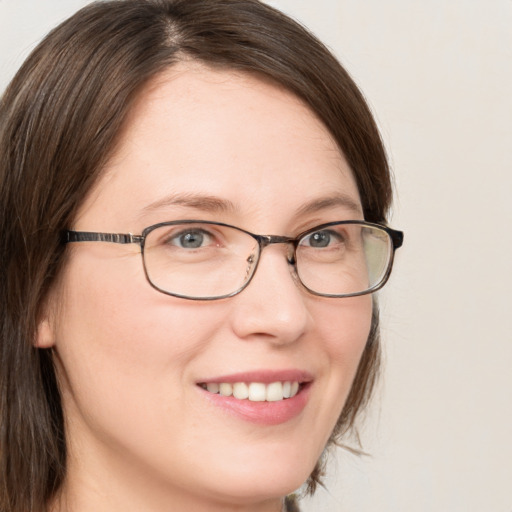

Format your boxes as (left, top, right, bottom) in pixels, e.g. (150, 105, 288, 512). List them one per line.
(43, 64, 372, 511)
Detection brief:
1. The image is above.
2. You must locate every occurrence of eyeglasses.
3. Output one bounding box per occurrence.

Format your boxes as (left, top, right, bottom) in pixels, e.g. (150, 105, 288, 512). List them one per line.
(65, 220, 403, 300)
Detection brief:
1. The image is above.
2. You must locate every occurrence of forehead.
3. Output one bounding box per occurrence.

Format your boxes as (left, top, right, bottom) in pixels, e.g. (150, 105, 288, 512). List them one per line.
(75, 64, 362, 232)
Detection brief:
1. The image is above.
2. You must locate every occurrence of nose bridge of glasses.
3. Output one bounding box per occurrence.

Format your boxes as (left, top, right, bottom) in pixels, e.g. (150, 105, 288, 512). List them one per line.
(257, 235, 296, 264)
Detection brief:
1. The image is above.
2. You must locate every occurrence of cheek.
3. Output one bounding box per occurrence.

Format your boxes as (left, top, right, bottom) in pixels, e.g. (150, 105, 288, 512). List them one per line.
(315, 294, 373, 369)
(52, 254, 235, 490)
(57, 247, 220, 349)
(281, 295, 373, 470)
(316, 294, 373, 421)
(52, 252, 223, 422)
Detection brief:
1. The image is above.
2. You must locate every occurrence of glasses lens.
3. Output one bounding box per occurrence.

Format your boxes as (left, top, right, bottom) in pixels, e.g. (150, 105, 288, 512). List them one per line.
(143, 222, 259, 299)
(296, 222, 392, 296)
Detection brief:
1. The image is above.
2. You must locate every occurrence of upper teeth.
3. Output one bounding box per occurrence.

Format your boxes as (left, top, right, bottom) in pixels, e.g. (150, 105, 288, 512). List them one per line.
(203, 381, 300, 402)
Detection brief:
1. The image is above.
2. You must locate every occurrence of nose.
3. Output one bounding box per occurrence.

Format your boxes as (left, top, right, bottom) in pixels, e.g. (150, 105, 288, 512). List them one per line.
(228, 244, 310, 345)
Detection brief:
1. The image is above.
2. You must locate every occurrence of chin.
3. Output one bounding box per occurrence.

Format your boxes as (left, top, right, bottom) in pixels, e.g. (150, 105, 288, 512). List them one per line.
(196, 449, 315, 505)
(200, 472, 305, 507)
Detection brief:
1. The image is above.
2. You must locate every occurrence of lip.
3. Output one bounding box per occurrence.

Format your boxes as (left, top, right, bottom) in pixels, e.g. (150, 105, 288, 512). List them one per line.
(196, 369, 313, 426)
(199, 369, 313, 385)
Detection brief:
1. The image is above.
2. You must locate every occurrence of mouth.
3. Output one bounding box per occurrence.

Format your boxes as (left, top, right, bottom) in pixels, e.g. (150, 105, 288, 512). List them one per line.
(196, 370, 312, 425)
(198, 380, 302, 402)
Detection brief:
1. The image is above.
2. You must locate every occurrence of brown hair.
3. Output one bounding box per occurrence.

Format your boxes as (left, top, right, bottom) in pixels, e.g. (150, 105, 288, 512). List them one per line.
(0, 1, 391, 510)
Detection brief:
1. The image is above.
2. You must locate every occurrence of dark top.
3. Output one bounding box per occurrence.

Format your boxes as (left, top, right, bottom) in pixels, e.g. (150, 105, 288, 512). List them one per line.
(284, 494, 301, 512)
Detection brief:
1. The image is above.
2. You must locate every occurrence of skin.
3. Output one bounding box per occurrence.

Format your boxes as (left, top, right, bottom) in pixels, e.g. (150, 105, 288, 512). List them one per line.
(38, 63, 373, 512)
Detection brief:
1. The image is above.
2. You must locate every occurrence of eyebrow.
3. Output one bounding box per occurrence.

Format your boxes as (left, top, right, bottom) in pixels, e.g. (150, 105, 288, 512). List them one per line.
(140, 192, 237, 216)
(140, 191, 362, 218)
(294, 194, 363, 217)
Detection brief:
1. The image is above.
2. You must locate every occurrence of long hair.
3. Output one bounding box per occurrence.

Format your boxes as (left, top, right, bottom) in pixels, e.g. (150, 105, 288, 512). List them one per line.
(0, 1, 391, 510)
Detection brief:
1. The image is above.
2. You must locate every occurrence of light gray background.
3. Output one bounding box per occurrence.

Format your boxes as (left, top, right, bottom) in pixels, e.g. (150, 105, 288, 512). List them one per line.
(1, 1, 511, 511)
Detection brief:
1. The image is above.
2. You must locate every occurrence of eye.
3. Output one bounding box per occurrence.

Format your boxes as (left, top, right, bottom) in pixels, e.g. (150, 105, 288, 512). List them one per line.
(301, 229, 342, 248)
(168, 228, 214, 249)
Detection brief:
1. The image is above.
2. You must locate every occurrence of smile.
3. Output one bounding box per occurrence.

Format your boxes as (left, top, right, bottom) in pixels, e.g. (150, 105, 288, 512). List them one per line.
(197, 371, 312, 425)
(199, 381, 301, 402)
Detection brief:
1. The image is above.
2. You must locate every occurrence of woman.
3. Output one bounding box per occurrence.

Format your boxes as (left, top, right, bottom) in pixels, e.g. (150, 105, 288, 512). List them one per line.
(0, 1, 403, 511)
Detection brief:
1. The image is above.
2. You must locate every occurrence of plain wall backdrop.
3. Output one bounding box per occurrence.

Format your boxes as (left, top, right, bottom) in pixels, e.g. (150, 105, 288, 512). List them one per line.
(1, 1, 511, 511)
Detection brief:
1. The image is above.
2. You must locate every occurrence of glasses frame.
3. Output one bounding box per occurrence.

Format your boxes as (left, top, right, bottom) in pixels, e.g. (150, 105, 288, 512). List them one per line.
(65, 219, 404, 300)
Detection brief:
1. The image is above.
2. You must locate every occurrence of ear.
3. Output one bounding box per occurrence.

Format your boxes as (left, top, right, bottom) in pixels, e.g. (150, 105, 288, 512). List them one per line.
(34, 286, 60, 348)
(35, 317, 56, 348)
